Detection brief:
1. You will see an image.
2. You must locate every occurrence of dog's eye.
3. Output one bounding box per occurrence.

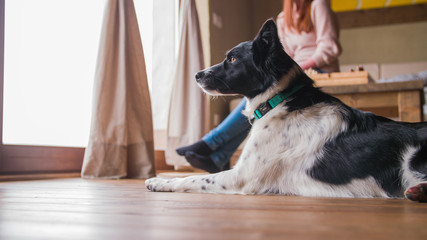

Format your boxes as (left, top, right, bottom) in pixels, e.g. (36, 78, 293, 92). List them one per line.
(229, 57, 237, 63)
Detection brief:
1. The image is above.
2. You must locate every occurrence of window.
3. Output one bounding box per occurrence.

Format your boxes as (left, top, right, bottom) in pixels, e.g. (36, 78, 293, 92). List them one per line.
(3, 0, 105, 147)
(0, 0, 178, 174)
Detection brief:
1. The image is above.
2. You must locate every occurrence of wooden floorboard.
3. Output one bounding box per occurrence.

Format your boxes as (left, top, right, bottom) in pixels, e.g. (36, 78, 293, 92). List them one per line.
(1, 178, 427, 240)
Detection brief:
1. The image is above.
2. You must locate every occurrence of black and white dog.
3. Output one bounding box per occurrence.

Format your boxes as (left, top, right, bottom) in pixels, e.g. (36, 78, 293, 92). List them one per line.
(146, 19, 427, 201)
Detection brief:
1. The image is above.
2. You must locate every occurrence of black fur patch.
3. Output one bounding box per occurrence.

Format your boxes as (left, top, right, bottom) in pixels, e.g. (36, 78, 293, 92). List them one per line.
(307, 106, 421, 197)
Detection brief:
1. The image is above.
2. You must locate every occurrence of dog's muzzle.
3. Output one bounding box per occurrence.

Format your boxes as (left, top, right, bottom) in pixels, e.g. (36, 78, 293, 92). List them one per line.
(195, 70, 206, 83)
(194, 70, 223, 96)
(195, 70, 213, 89)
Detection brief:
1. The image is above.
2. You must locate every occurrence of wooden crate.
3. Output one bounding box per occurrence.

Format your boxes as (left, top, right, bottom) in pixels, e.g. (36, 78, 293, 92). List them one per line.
(308, 71, 374, 87)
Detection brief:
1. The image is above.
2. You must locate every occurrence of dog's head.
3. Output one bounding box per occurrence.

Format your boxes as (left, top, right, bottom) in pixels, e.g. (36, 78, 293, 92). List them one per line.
(195, 19, 302, 99)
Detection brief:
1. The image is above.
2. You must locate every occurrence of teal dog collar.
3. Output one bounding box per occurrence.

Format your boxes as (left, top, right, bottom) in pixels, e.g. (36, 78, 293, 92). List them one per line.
(254, 85, 304, 120)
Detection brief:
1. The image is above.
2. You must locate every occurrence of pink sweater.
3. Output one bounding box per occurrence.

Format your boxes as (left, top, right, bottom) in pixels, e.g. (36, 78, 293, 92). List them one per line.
(276, 0, 342, 73)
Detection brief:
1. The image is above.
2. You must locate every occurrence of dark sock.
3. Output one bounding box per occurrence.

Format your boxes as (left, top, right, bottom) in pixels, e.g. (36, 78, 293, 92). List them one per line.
(184, 151, 220, 173)
(176, 140, 213, 156)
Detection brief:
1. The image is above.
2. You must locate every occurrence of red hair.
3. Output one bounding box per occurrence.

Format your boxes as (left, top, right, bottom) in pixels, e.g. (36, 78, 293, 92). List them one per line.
(283, 0, 314, 34)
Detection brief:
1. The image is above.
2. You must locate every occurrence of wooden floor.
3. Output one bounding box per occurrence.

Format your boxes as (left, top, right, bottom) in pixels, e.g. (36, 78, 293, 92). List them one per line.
(1, 178, 427, 240)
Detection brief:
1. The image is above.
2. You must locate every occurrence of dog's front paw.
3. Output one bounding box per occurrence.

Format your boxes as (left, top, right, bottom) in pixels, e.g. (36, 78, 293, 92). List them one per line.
(405, 182, 427, 202)
(145, 178, 174, 192)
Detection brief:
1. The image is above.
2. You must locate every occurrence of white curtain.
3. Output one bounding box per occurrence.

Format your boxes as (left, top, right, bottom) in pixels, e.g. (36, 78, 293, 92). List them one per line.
(166, 0, 206, 169)
(81, 0, 155, 179)
(151, 0, 178, 130)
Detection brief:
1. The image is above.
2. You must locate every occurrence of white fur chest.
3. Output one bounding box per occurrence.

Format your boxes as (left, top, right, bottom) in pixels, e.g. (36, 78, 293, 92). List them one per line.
(240, 103, 346, 168)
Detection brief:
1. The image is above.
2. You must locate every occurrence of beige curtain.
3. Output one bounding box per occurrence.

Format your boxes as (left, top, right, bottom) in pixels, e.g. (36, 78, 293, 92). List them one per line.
(166, 0, 206, 169)
(81, 0, 155, 179)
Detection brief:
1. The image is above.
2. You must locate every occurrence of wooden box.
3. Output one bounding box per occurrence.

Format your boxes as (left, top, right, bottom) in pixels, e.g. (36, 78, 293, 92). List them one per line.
(308, 71, 374, 87)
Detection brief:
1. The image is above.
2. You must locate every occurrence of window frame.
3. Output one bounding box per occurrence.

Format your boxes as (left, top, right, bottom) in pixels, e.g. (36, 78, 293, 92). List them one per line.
(0, 0, 183, 174)
(0, 0, 83, 175)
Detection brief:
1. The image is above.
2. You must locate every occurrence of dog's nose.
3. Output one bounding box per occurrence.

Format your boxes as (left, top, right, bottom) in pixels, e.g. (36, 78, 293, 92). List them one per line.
(195, 71, 204, 81)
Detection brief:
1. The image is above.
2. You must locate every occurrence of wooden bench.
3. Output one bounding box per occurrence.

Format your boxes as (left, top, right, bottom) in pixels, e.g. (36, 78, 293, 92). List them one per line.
(323, 80, 424, 122)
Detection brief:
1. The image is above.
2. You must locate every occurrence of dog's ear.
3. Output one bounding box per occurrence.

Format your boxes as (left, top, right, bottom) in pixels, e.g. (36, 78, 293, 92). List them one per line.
(254, 18, 278, 47)
(253, 19, 281, 64)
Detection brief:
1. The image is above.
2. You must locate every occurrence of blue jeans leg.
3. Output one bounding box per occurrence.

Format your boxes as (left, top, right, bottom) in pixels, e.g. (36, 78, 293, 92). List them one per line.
(202, 98, 251, 168)
(209, 127, 250, 169)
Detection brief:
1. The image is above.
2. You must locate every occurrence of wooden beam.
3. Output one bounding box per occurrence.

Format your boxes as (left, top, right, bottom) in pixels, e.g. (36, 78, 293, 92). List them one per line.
(398, 90, 423, 122)
(337, 4, 427, 29)
(322, 80, 424, 95)
(334, 92, 398, 109)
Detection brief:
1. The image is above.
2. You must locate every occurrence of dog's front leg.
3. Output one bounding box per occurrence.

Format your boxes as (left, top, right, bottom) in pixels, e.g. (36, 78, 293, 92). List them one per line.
(145, 170, 242, 194)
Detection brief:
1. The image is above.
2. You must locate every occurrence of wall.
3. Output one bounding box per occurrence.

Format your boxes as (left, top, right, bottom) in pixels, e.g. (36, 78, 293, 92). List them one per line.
(251, 0, 282, 36)
(340, 21, 427, 65)
(207, 0, 283, 76)
(195, 0, 210, 68)
(209, 0, 253, 64)
(207, 0, 254, 127)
